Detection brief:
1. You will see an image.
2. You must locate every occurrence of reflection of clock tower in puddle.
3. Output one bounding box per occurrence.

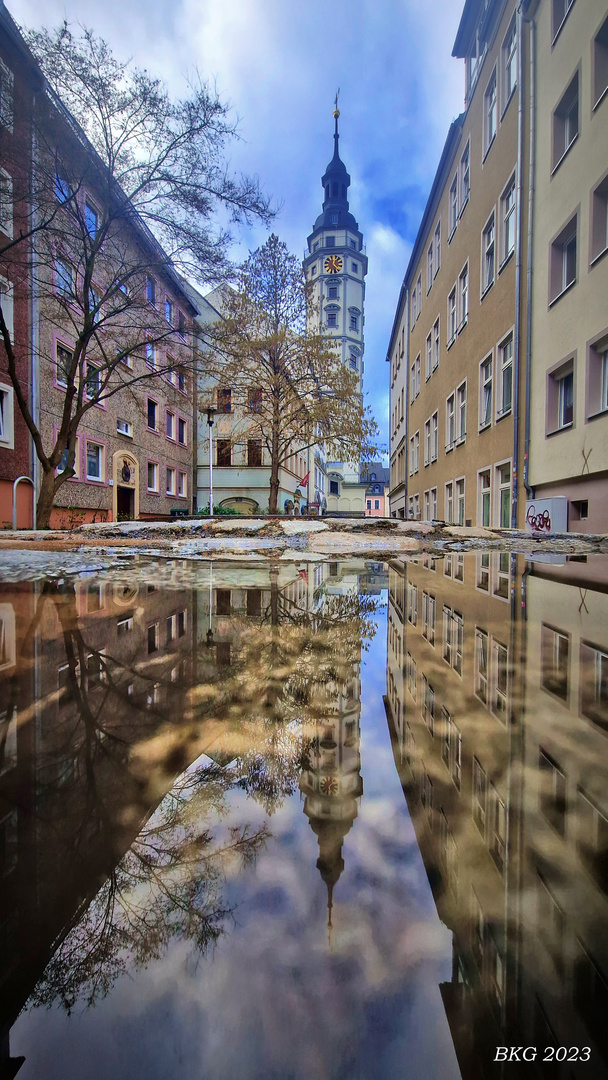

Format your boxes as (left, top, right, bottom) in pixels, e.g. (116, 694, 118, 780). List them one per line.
(303, 102, 367, 391)
(299, 649, 363, 941)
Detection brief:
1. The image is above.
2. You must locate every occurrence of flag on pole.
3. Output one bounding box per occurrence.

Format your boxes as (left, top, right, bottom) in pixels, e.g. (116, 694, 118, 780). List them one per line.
(300, 472, 310, 487)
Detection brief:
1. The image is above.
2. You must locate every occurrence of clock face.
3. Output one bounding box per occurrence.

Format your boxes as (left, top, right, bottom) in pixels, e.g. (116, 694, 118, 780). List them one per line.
(324, 254, 343, 274)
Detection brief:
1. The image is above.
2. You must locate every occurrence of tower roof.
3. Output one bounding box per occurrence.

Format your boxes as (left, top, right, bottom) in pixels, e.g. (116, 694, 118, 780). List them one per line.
(312, 104, 359, 234)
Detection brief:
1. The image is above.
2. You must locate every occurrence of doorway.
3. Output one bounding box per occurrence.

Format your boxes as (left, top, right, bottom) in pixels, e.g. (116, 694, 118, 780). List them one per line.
(116, 485, 135, 520)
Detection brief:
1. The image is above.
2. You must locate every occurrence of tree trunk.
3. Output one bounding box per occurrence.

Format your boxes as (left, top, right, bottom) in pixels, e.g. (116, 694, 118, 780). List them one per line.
(268, 395, 281, 514)
(36, 467, 58, 529)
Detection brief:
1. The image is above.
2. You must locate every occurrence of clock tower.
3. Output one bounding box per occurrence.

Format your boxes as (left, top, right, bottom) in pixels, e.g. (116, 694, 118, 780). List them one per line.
(303, 104, 367, 392)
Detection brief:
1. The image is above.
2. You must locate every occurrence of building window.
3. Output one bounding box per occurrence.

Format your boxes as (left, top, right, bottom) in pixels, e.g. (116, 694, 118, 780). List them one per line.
(475, 628, 489, 702)
(479, 355, 493, 430)
(327, 313, 337, 328)
(490, 786, 507, 873)
(590, 175, 608, 264)
(553, 73, 579, 171)
(447, 288, 456, 346)
(178, 417, 187, 445)
(492, 638, 510, 718)
(178, 472, 187, 497)
(446, 394, 455, 451)
(547, 359, 574, 433)
(456, 478, 465, 526)
(497, 335, 513, 418)
(147, 399, 158, 430)
(86, 441, 103, 481)
(218, 387, 232, 413)
(552, 0, 576, 43)
(494, 551, 510, 601)
(0, 274, 13, 341)
(427, 242, 433, 292)
(449, 175, 458, 238)
(458, 264, 468, 330)
(217, 439, 231, 466)
(460, 141, 470, 211)
(329, 479, 339, 496)
(593, 14, 608, 108)
(414, 353, 420, 397)
(586, 336, 608, 419)
(434, 221, 441, 274)
(0, 169, 13, 239)
(550, 215, 577, 303)
(248, 387, 263, 412)
(484, 68, 498, 155)
(431, 411, 438, 462)
(352, 262, 359, 274)
(501, 177, 516, 264)
(431, 318, 439, 374)
(327, 285, 338, 299)
(85, 362, 101, 399)
(117, 417, 132, 437)
(430, 487, 437, 518)
(166, 466, 175, 495)
(477, 551, 490, 591)
(421, 675, 435, 736)
(145, 343, 156, 369)
(445, 481, 454, 523)
(577, 787, 608, 887)
(580, 641, 608, 732)
(55, 257, 75, 299)
(473, 759, 488, 837)
(478, 469, 491, 526)
(482, 213, 495, 295)
(496, 462, 511, 527)
(456, 381, 467, 443)
(409, 431, 419, 475)
(539, 748, 567, 835)
(415, 275, 421, 321)
(56, 343, 72, 388)
(84, 199, 99, 237)
(147, 461, 159, 492)
(247, 438, 262, 466)
(407, 583, 418, 625)
(0, 58, 14, 133)
(326, 236, 335, 247)
(541, 623, 570, 701)
(0, 383, 14, 449)
(166, 411, 175, 440)
(424, 419, 431, 466)
(503, 18, 517, 105)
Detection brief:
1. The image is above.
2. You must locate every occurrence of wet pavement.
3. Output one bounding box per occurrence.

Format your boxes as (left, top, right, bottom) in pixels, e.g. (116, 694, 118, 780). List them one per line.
(0, 555, 606, 1078)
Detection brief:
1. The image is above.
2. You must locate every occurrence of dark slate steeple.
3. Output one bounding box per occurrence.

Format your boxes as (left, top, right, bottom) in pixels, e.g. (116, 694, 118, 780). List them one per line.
(313, 102, 359, 234)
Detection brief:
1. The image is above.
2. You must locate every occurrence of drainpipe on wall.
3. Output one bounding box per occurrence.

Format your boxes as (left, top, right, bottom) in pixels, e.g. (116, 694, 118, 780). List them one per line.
(30, 89, 41, 521)
(511, 5, 526, 529)
(523, 7, 536, 500)
(403, 286, 410, 516)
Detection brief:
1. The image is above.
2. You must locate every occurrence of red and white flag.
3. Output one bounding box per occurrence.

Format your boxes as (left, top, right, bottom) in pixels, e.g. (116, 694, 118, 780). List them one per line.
(300, 472, 310, 487)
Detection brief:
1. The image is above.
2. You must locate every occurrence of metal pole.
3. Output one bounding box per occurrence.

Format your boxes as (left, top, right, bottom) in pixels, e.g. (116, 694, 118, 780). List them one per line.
(208, 419, 213, 518)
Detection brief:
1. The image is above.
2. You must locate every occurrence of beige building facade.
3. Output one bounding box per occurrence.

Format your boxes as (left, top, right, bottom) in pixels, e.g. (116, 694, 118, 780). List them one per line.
(527, 0, 608, 532)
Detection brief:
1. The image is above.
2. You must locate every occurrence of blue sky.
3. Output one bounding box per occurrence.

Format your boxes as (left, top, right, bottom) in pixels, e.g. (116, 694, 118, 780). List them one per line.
(9, 0, 465, 448)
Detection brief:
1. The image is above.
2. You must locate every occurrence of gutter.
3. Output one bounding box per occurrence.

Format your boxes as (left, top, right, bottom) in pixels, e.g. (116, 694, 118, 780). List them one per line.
(523, 7, 536, 498)
(511, 5, 525, 528)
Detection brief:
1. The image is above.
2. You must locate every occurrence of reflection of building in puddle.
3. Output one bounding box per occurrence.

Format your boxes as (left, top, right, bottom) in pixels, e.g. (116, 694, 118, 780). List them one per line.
(385, 553, 608, 1078)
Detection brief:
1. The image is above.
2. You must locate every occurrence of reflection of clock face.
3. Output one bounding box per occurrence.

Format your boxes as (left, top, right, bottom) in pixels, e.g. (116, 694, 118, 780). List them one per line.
(324, 255, 343, 274)
(320, 775, 339, 796)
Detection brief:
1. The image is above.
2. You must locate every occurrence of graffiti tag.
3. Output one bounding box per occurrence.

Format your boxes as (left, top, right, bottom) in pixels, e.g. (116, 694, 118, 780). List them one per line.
(525, 505, 552, 532)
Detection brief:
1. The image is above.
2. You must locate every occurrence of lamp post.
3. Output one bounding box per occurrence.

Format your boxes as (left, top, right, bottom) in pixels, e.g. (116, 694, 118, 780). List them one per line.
(206, 405, 216, 517)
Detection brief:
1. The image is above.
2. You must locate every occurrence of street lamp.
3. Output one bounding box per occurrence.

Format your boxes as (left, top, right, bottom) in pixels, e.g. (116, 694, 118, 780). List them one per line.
(206, 405, 216, 517)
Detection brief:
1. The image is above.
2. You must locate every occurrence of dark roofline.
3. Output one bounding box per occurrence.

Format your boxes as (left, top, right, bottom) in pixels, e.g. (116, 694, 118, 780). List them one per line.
(0, 0, 44, 85)
(452, 0, 484, 57)
(386, 114, 465, 361)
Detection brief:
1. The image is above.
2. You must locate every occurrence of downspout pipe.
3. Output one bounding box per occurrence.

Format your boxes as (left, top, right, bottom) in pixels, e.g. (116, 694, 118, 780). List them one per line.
(511, 5, 525, 528)
(30, 88, 40, 515)
(523, 8, 536, 499)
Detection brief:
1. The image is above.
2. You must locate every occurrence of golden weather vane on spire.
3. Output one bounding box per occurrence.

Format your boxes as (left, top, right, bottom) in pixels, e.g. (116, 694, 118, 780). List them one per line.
(333, 88, 340, 118)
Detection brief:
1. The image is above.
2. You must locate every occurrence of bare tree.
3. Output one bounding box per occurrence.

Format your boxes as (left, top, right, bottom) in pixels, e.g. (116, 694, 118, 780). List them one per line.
(0, 21, 273, 525)
(204, 234, 378, 513)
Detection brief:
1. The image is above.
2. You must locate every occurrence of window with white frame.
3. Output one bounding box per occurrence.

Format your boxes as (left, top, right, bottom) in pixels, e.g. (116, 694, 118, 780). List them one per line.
(458, 264, 468, 329)
(496, 462, 511, 527)
(580, 641, 608, 731)
(431, 411, 438, 462)
(473, 758, 488, 836)
(327, 312, 337, 328)
(547, 360, 574, 432)
(410, 360, 416, 404)
(501, 177, 516, 263)
(424, 419, 431, 466)
(117, 417, 131, 437)
(432, 318, 440, 372)
(84, 199, 99, 238)
(497, 335, 513, 418)
(482, 213, 495, 294)
(166, 410, 175, 439)
(443, 605, 463, 675)
(445, 481, 454, 523)
(494, 551, 511, 599)
(446, 394, 455, 451)
(549, 215, 577, 302)
(349, 312, 359, 331)
(165, 297, 174, 325)
(431, 487, 437, 519)
(0, 275, 13, 340)
(0, 383, 14, 449)
(457, 381, 467, 443)
(456, 478, 465, 526)
(178, 471, 187, 497)
(492, 638, 509, 717)
(484, 68, 497, 154)
(448, 288, 456, 345)
(552, 72, 579, 170)
(434, 221, 441, 274)
(409, 431, 419, 475)
(147, 398, 158, 430)
(414, 492, 420, 520)
(475, 628, 489, 703)
(460, 141, 470, 211)
(145, 343, 156, 369)
(552, 0, 576, 42)
(56, 343, 72, 387)
(178, 417, 187, 445)
(0, 58, 14, 132)
(449, 175, 458, 237)
(421, 675, 435, 737)
(166, 466, 175, 495)
(85, 362, 101, 399)
(0, 169, 13, 239)
(145, 276, 157, 307)
(407, 582, 418, 625)
(477, 551, 490, 591)
(427, 242, 433, 291)
(590, 175, 608, 263)
(423, 489, 430, 520)
(503, 18, 517, 105)
(478, 469, 491, 526)
(55, 257, 75, 299)
(147, 461, 159, 492)
(415, 354, 420, 397)
(86, 441, 103, 481)
(480, 355, 493, 429)
(422, 592, 435, 645)
(586, 337, 608, 419)
(416, 275, 421, 320)
(593, 15, 608, 108)
(425, 332, 432, 381)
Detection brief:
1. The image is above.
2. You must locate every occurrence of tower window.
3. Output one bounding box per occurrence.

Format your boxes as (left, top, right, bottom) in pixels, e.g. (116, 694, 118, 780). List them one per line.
(331, 213, 339, 224)
(327, 313, 338, 328)
(350, 314, 359, 331)
(350, 239, 357, 249)
(328, 285, 338, 298)
(313, 242, 319, 251)
(326, 236, 335, 247)
(352, 262, 359, 273)
(332, 182, 338, 196)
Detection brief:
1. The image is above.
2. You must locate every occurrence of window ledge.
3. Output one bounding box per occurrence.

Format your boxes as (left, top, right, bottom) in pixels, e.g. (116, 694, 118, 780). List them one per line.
(586, 406, 608, 422)
(458, 195, 469, 219)
(457, 316, 468, 335)
(552, 8, 575, 48)
(117, 431, 133, 439)
(478, 420, 492, 433)
(448, 225, 457, 244)
(498, 249, 514, 275)
(547, 422, 573, 437)
(445, 442, 454, 454)
(500, 87, 516, 121)
(593, 86, 608, 112)
(551, 133, 579, 177)
(455, 434, 466, 446)
(446, 335, 456, 351)
(480, 280, 494, 301)
(495, 407, 512, 423)
(549, 278, 576, 308)
(590, 245, 608, 269)
(482, 135, 496, 165)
